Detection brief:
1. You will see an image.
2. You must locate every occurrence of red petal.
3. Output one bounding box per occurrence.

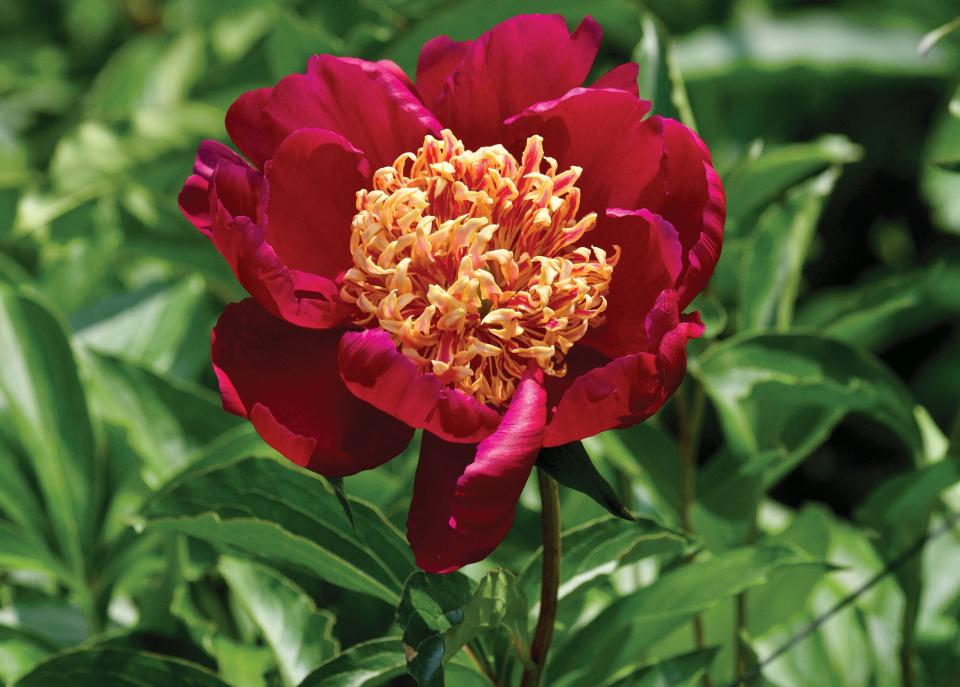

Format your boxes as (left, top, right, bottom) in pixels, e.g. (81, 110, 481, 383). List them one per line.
(263, 55, 440, 169)
(504, 87, 658, 214)
(424, 15, 602, 147)
(179, 140, 350, 329)
(212, 299, 412, 477)
(582, 209, 683, 358)
(544, 290, 702, 446)
(225, 87, 274, 169)
(338, 328, 501, 444)
(407, 368, 546, 573)
(591, 62, 639, 96)
(265, 128, 368, 279)
(637, 119, 726, 309)
(506, 92, 724, 310)
(416, 34, 474, 107)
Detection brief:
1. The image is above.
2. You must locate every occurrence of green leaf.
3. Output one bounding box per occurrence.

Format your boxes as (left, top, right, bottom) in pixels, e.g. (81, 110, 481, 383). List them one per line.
(858, 460, 960, 535)
(396, 569, 528, 686)
(0, 625, 55, 685)
(724, 136, 861, 234)
(518, 516, 687, 601)
(142, 456, 414, 604)
(0, 286, 96, 576)
(922, 105, 960, 234)
(690, 333, 923, 487)
(548, 544, 814, 684)
(739, 166, 842, 331)
(14, 647, 230, 687)
(633, 12, 697, 128)
(600, 648, 719, 687)
(71, 277, 216, 380)
(80, 351, 241, 487)
(795, 265, 960, 352)
(537, 442, 633, 521)
(219, 556, 338, 687)
(298, 638, 406, 687)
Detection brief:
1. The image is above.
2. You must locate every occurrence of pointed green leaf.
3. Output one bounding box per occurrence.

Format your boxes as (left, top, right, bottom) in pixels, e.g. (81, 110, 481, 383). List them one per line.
(537, 442, 633, 521)
(298, 638, 406, 687)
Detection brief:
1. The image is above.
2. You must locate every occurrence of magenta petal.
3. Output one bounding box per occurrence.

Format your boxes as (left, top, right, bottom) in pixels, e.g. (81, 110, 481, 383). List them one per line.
(591, 62, 640, 96)
(582, 209, 683, 358)
(225, 87, 274, 169)
(263, 55, 441, 169)
(212, 299, 413, 477)
(338, 328, 501, 444)
(544, 290, 702, 446)
(425, 15, 602, 147)
(265, 128, 369, 279)
(407, 368, 546, 573)
(416, 35, 474, 105)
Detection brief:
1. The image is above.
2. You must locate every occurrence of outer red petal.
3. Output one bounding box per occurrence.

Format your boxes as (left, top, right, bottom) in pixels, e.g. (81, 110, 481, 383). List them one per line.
(407, 368, 546, 573)
(591, 62, 640, 96)
(543, 290, 703, 446)
(637, 119, 726, 308)
(583, 209, 682, 358)
(225, 87, 274, 169)
(178, 140, 349, 329)
(263, 55, 441, 169)
(423, 15, 602, 147)
(337, 328, 501, 444)
(265, 128, 369, 279)
(211, 299, 413, 477)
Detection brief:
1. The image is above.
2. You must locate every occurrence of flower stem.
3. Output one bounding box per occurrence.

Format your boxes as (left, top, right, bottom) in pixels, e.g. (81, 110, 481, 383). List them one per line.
(521, 468, 562, 687)
(677, 383, 711, 687)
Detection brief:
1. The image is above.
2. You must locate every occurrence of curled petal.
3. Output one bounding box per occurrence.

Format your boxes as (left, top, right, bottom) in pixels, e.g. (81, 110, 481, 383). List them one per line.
(263, 55, 441, 169)
(265, 128, 369, 279)
(638, 119, 726, 308)
(407, 368, 546, 572)
(544, 290, 703, 446)
(423, 14, 602, 147)
(338, 328, 501, 444)
(178, 140, 349, 329)
(212, 299, 412, 477)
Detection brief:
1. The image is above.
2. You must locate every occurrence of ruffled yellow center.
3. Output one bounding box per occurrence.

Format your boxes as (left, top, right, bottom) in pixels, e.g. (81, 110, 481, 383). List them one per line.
(340, 130, 618, 407)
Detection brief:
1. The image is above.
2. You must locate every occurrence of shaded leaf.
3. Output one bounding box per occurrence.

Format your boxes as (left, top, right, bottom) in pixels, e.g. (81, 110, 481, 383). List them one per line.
(537, 441, 633, 521)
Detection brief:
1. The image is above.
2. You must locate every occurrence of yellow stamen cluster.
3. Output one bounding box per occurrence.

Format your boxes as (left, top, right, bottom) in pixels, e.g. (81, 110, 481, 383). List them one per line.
(340, 130, 618, 407)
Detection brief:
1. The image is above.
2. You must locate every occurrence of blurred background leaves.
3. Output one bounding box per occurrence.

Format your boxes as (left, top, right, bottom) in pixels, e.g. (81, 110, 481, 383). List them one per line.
(0, 0, 959, 685)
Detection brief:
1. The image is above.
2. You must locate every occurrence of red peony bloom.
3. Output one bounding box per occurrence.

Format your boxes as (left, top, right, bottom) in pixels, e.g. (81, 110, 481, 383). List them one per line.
(179, 14, 724, 573)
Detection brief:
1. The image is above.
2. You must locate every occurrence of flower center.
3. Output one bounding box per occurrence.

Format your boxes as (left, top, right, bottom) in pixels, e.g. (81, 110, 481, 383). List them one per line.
(340, 130, 618, 407)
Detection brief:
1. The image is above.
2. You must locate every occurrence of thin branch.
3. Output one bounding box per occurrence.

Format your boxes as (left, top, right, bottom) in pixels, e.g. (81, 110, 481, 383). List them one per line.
(728, 508, 960, 686)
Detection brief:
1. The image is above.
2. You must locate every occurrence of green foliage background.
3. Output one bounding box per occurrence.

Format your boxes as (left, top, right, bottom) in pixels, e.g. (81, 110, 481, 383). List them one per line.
(1, 0, 960, 685)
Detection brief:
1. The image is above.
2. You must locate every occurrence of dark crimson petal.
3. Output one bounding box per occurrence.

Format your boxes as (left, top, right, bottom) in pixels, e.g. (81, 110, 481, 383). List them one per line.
(544, 290, 703, 446)
(637, 119, 726, 309)
(407, 368, 546, 573)
(591, 62, 640, 96)
(503, 87, 658, 214)
(425, 15, 602, 147)
(212, 299, 413, 477)
(225, 87, 274, 169)
(178, 140, 350, 329)
(338, 328, 501, 444)
(582, 209, 683, 358)
(265, 128, 369, 279)
(263, 55, 441, 169)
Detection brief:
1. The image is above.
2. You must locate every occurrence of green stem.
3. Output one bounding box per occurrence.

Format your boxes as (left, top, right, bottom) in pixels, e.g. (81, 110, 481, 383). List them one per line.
(677, 383, 710, 687)
(520, 469, 562, 687)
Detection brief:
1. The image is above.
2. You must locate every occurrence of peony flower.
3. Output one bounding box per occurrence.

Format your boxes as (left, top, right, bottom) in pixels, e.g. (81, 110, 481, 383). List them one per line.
(179, 14, 724, 573)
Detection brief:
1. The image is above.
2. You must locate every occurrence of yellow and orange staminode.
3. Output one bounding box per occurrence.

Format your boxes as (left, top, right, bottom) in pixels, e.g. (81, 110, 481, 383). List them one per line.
(341, 131, 617, 407)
